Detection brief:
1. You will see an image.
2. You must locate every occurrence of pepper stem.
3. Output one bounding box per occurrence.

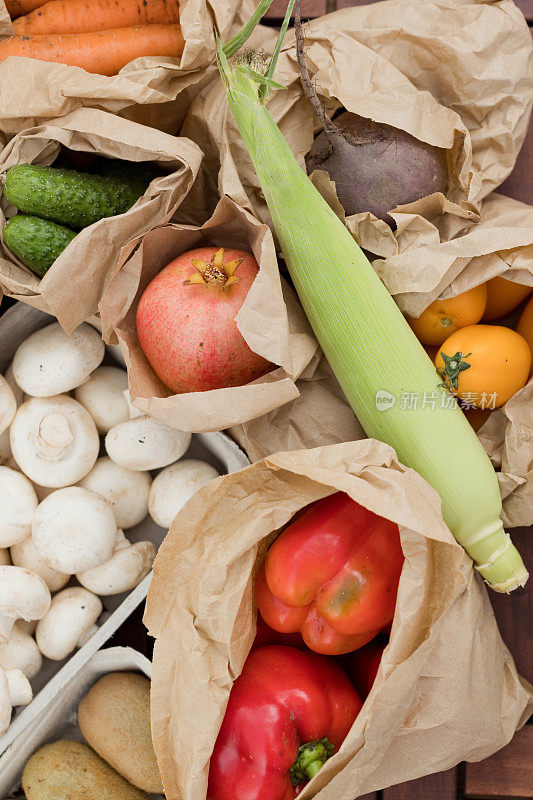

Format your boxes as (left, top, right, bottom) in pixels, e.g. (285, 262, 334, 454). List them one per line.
(290, 738, 335, 786)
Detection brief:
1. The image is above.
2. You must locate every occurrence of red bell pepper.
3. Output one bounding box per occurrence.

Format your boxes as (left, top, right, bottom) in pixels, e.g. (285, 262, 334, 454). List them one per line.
(347, 641, 386, 699)
(208, 645, 362, 800)
(253, 614, 305, 649)
(256, 492, 404, 655)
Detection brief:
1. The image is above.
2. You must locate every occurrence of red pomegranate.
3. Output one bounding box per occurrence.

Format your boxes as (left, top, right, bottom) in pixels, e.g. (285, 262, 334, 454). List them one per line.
(136, 246, 272, 393)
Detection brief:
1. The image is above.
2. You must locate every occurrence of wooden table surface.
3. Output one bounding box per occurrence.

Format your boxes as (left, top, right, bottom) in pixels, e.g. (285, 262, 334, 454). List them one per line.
(263, 2, 533, 799)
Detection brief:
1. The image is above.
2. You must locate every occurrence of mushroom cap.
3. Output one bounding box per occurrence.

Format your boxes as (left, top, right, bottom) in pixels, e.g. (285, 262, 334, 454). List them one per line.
(12, 322, 104, 398)
(0, 624, 42, 679)
(74, 366, 130, 434)
(10, 395, 100, 488)
(36, 587, 102, 661)
(149, 459, 219, 528)
(4, 363, 24, 407)
(105, 416, 191, 471)
(0, 374, 17, 437)
(0, 566, 51, 642)
(79, 457, 151, 530)
(0, 467, 39, 548)
(32, 487, 117, 574)
(10, 536, 69, 593)
(77, 533, 155, 595)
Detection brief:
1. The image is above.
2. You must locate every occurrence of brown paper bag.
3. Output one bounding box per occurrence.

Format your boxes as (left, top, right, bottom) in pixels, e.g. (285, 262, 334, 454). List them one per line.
(182, 0, 533, 254)
(0, 107, 202, 331)
(233, 192, 533, 527)
(372, 191, 533, 527)
(145, 439, 532, 800)
(0, 0, 254, 136)
(98, 195, 318, 432)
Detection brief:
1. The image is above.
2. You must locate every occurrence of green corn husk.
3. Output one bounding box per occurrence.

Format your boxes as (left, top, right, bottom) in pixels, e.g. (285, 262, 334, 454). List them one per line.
(216, 5, 528, 592)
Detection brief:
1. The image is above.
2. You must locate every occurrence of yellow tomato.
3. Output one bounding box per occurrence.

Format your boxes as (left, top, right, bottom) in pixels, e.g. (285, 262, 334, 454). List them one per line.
(483, 276, 532, 321)
(435, 325, 531, 408)
(408, 284, 487, 346)
(517, 294, 533, 375)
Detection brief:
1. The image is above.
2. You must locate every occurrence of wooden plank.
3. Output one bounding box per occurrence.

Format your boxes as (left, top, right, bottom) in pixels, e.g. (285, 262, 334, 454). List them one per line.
(383, 768, 457, 799)
(335, 0, 379, 7)
(489, 527, 533, 684)
(264, 0, 327, 19)
(465, 726, 533, 798)
(335, 0, 533, 21)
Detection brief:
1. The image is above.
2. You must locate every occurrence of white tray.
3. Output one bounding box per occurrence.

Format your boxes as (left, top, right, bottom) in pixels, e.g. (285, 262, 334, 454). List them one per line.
(0, 646, 159, 799)
(0, 303, 250, 755)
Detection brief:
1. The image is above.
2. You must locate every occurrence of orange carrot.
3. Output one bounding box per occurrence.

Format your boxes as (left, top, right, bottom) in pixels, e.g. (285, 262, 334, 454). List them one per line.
(0, 24, 184, 75)
(5, 0, 47, 19)
(13, 0, 179, 36)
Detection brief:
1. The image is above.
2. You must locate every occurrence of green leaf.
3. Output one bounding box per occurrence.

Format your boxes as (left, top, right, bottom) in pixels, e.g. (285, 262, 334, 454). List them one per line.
(222, 0, 277, 59)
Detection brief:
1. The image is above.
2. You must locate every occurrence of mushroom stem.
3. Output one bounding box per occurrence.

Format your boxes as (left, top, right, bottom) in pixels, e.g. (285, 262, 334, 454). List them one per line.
(37, 412, 74, 455)
(0, 616, 15, 644)
(6, 668, 32, 706)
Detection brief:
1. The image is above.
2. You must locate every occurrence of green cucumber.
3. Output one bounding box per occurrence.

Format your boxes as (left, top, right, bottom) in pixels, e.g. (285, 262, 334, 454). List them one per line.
(96, 157, 162, 194)
(2, 215, 77, 277)
(3, 164, 144, 229)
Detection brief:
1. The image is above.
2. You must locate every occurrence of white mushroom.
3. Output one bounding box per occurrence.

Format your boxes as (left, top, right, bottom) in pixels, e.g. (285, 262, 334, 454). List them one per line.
(123, 389, 144, 419)
(0, 428, 12, 464)
(0, 549, 10, 566)
(74, 366, 130, 434)
(32, 487, 117, 574)
(6, 667, 32, 705)
(0, 467, 39, 548)
(78, 457, 151, 529)
(31, 482, 56, 503)
(12, 322, 104, 398)
(149, 459, 219, 528)
(10, 395, 99, 488)
(0, 374, 17, 437)
(10, 537, 69, 593)
(105, 416, 191, 471)
(16, 619, 36, 636)
(4, 363, 24, 407)
(0, 665, 32, 734)
(0, 624, 42, 679)
(35, 587, 102, 661)
(0, 566, 51, 643)
(77, 530, 155, 595)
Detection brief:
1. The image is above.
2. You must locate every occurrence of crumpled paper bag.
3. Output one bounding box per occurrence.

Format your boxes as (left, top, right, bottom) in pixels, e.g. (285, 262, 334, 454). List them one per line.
(99, 195, 318, 432)
(374, 191, 533, 527)
(233, 192, 533, 527)
(181, 0, 533, 254)
(0, 0, 254, 136)
(145, 439, 532, 800)
(0, 107, 202, 331)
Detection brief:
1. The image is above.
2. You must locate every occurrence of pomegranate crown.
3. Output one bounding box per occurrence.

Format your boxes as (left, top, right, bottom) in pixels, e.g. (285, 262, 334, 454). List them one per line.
(184, 248, 242, 288)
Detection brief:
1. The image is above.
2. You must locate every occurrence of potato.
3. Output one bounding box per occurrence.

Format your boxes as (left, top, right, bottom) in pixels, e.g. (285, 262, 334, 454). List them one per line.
(306, 112, 447, 227)
(22, 740, 148, 800)
(78, 672, 163, 794)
